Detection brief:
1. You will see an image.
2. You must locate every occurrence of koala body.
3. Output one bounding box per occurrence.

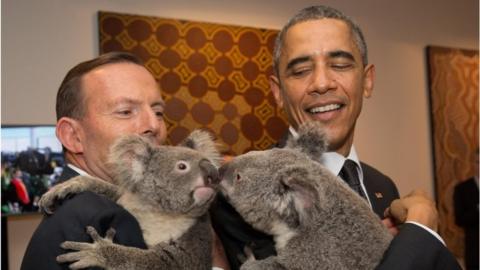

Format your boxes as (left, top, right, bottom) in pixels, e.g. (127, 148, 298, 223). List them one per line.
(39, 130, 221, 270)
(219, 122, 392, 270)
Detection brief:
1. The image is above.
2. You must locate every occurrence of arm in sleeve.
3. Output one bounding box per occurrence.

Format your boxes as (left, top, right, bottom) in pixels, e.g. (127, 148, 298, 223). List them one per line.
(375, 223, 461, 270)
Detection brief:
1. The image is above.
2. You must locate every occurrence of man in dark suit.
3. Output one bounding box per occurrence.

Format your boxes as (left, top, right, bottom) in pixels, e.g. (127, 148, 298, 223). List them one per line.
(210, 5, 461, 270)
(453, 149, 479, 270)
(21, 52, 167, 270)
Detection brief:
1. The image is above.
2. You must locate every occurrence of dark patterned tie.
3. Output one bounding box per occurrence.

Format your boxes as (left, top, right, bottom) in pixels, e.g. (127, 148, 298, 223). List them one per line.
(339, 159, 367, 200)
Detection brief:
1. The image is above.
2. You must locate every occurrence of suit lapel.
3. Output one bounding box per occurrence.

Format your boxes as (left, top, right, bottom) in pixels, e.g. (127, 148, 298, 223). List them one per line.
(57, 166, 80, 183)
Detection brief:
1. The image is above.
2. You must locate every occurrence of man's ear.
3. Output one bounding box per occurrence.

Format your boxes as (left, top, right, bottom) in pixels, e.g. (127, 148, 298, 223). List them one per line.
(56, 117, 84, 154)
(270, 75, 284, 108)
(363, 64, 375, 98)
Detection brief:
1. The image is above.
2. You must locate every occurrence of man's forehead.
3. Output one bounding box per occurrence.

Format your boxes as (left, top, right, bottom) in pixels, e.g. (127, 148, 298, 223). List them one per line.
(281, 18, 358, 60)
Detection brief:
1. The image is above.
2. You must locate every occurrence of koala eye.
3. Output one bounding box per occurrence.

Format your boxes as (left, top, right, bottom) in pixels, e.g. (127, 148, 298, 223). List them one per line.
(175, 161, 190, 172)
(236, 173, 241, 181)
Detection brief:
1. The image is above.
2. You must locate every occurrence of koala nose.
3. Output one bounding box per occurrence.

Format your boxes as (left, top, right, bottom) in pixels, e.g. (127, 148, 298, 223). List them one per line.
(200, 159, 219, 185)
(218, 163, 229, 180)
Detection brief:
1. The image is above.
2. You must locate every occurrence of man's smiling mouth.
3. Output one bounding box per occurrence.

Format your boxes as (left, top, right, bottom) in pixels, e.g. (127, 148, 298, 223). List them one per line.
(307, 104, 342, 114)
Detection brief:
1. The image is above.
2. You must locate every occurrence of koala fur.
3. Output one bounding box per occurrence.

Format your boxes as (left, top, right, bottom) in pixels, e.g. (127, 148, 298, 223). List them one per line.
(39, 130, 221, 270)
(219, 121, 393, 270)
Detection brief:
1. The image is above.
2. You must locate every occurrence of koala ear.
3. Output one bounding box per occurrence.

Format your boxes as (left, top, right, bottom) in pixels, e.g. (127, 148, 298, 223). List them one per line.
(275, 166, 318, 224)
(108, 135, 153, 186)
(285, 121, 328, 162)
(179, 130, 221, 167)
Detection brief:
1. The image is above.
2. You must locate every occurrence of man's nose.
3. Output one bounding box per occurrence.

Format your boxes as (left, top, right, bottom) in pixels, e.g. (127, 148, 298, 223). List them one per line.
(308, 67, 336, 95)
(141, 109, 161, 136)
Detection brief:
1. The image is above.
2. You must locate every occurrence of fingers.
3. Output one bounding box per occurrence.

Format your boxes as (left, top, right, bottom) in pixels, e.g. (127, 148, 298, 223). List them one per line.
(57, 251, 97, 269)
(57, 251, 88, 263)
(385, 189, 439, 231)
(86, 226, 101, 241)
(388, 198, 408, 223)
(105, 227, 116, 241)
(381, 218, 399, 236)
(61, 241, 93, 251)
(38, 196, 55, 215)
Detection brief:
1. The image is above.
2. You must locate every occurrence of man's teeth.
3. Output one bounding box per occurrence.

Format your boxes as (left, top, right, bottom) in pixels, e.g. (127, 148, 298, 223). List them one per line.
(309, 104, 341, 113)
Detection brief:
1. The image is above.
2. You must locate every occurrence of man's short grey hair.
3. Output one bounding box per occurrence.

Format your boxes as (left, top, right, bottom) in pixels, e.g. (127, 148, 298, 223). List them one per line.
(273, 5, 368, 77)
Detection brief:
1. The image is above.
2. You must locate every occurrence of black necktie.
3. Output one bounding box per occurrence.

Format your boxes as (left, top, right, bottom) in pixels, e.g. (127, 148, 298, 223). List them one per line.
(339, 159, 367, 200)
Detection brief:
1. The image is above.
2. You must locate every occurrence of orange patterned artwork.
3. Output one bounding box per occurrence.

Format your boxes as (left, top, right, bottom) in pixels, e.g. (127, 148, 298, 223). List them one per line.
(427, 46, 479, 261)
(98, 11, 288, 155)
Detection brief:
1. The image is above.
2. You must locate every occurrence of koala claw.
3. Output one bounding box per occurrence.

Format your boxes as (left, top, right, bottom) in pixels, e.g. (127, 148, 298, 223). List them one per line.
(85, 226, 115, 244)
(38, 192, 58, 215)
(57, 226, 113, 269)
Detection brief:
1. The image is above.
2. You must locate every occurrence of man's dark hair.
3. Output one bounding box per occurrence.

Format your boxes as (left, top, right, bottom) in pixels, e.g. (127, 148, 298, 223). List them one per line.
(56, 52, 143, 120)
(273, 5, 368, 77)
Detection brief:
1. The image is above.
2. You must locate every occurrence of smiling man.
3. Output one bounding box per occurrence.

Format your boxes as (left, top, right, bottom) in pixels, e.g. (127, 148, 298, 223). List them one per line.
(210, 5, 461, 270)
(21, 52, 168, 270)
(270, 18, 372, 157)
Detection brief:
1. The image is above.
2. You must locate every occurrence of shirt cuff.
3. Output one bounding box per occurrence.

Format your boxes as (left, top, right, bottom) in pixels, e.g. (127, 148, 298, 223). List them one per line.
(212, 267, 224, 270)
(405, 221, 446, 246)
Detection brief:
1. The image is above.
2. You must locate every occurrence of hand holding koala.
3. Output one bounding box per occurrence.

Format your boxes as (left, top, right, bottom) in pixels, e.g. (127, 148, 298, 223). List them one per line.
(218, 121, 392, 270)
(39, 130, 221, 270)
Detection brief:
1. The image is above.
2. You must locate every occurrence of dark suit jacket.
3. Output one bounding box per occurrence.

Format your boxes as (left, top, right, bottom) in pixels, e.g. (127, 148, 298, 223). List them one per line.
(20, 166, 147, 270)
(210, 139, 461, 270)
(453, 177, 479, 269)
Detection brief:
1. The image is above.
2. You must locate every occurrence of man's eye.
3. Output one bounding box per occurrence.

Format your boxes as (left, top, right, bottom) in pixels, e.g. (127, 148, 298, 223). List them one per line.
(155, 111, 164, 118)
(290, 67, 311, 77)
(116, 110, 133, 117)
(331, 63, 353, 70)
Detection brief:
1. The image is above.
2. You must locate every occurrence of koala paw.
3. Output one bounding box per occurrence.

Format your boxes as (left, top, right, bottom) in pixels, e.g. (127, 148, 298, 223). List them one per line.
(56, 226, 115, 269)
(38, 177, 91, 215)
(38, 183, 73, 214)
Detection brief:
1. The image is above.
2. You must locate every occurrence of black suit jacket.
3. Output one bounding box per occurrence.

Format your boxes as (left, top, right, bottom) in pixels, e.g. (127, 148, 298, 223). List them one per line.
(20, 166, 147, 270)
(453, 177, 479, 269)
(210, 138, 461, 270)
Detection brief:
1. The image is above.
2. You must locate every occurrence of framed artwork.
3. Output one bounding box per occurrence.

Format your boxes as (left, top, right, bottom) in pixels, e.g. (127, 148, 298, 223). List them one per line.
(426, 45, 478, 261)
(98, 11, 288, 155)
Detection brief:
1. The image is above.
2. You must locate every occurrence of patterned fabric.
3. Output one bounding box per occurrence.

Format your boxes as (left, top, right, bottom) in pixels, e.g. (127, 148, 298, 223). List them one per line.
(99, 11, 288, 155)
(427, 45, 479, 260)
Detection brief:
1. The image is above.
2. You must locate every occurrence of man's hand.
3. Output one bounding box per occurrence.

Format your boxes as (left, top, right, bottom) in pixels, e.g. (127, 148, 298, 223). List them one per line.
(384, 189, 439, 232)
(211, 226, 230, 270)
(381, 218, 399, 236)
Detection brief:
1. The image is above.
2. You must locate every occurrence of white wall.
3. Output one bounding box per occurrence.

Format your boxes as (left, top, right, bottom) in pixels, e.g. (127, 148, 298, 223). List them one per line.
(2, 0, 478, 196)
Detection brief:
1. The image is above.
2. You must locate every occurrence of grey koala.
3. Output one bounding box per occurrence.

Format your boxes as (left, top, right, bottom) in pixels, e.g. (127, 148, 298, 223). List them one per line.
(39, 130, 221, 270)
(218, 121, 392, 270)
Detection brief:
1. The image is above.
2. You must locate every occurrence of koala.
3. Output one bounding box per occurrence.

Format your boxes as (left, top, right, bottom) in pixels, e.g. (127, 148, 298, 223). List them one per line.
(218, 121, 393, 270)
(39, 130, 221, 270)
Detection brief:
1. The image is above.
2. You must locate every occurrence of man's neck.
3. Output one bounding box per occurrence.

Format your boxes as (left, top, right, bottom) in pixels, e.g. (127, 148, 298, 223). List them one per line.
(65, 153, 110, 182)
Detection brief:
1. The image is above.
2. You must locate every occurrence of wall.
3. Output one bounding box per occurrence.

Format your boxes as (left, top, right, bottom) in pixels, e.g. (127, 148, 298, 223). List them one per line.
(2, 0, 478, 268)
(5, 214, 42, 270)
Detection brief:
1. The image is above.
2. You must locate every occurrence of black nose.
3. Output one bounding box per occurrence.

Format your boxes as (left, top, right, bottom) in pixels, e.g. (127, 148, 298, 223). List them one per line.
(200, 159, 219, 185)
(218, 163, 228, 180)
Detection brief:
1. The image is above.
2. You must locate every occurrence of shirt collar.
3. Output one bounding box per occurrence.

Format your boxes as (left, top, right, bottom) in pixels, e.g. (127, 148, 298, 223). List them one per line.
(67, 164, 92, 177)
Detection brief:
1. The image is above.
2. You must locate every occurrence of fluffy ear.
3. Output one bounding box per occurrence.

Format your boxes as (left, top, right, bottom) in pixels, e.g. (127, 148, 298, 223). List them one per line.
(285, 121, 327, 162)
(275, 166, 318, 225)
(107, 135, 153, 186)
(179, 129, 221, 167)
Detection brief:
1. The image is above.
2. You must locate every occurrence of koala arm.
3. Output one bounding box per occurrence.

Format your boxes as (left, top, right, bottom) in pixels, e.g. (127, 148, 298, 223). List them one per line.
(240, 256, 287, 270)
(39, 176, 121, 214)
(169, 214, 213, 270)
(57, 215, 213, 270)
(58, 226, 171, 270)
